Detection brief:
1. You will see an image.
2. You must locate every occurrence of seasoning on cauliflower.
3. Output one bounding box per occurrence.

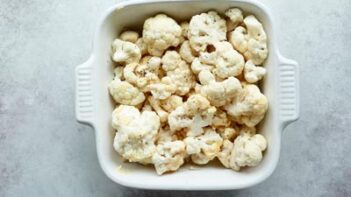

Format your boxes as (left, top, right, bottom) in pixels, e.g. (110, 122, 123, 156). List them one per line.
(161, 51, 196, 96)
(179, 41, 197, 64)
(111, 39, 141, 64)
(184, 128, 223, 165)
(123, 56, 162, 91)
(168, 94, 216, 137)
(229, 133, 267, 171)
(112, 105, 160, 164)
(225, 84, 268, 127)
(225, 8, 243, 32)
(159, 95, 183, 112)
(244, 60, 266, 83)
(229, 15, 268, 65)
(152, 140, 186, 175)
(143, 14, 182, 56)
(108, 78, 145, 106)
(198, 70, 242, 107)
(119, 31, 139, 43)
(199, 41, 245, 79)
(188, 11, 227, 52)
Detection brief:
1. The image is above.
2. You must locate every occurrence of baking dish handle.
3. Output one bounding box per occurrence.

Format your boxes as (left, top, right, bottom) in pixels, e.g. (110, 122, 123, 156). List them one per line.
(278, 56, 300, 129)
(75, 55, 95, 126)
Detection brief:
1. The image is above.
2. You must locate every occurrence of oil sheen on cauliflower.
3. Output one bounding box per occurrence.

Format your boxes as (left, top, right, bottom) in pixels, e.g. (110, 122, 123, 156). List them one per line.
(143, 14, 182, 56)
(229, 15, 268, 65)
(112, 105, 160, 164)
(225, 84, 268, 127)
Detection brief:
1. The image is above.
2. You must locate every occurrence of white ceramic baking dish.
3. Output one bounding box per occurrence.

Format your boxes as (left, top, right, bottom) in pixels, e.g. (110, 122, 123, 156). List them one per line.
(75, 0, 299, 190)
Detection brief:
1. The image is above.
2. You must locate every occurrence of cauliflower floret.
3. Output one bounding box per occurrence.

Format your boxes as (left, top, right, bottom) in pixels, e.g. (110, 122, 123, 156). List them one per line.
(217, 139, 234, 168)
(111, 39, 141, 64)
(191, 58, 214, 75)
(159, 95, 183, 112)
(212, 109, 231, 127)
(112, 105, 160, 164)
(123, 56, 162, 91)
(113, 66, 124, 80)
(199, 41, 245, 79)
(135, 38, 148, 55)
(143, 14, 182, 56)
(108, 78, 145, 106)
(148, 96, 169, 123)
(216, 127, 238, 141)
(148, 77, 176, 100)
(180, 22, 189, 39)
(188, 11, 227, 52)
(225, 84, 268, 127)
(156, 126, 177, 144)
(119, 31, 139, 43)
(179, 41, 197, 64)
(229, 133, 267, 171)
(184, 128, 223, 165)
(244, 60, 266, 83)
(225, 8, 243, 32)
(229, 15, 268, 65)
(152, 140, 186, 175)
(168, 94, 216, 137)
(162, 51, 196, 95)
(198, 70, 242, 107)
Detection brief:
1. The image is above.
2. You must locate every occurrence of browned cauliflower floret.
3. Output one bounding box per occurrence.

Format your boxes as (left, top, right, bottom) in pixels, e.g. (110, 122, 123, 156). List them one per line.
(111, 39, 141, 64)
(188, 11, 227, 52)
(143, 14, 182, 56)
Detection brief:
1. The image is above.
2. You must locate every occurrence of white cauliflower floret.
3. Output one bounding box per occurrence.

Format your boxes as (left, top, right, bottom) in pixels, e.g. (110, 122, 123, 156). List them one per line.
(229, 15, 268, 65)
(135, 38, 148, 55)
(113, 66, 124, 80)
(184, 128, 223, 165)
(225, 84, 268, 127)
(156, 126, 177, 144)
(229, 133, 267, 171)
(225, 8, 243, 32)
(179, 41, 197, 64)
(244, 60, 266, 83)
(199, 41, 245, 79)
(148, 77, 176, 100)
(152, 140, 186, 175)
(217, 139, 234, 168)
(162, 51, 196, 96)
(148, 96, 169, 123)
(111, 39, 141, 64)
(143, 14, 182, 56)
(191, 58, 214, 74)
(112, 105, 160, 164)
(188, 11, 227, 52)
(180, 22, 189, 39)
(168, 94, 216, 137)
(159, 95, 183, 112)
(123, 56, 162, 91)
(198, 70, 242, 107)
(108, 78, 145, 106)
(119, 31, 139, 43)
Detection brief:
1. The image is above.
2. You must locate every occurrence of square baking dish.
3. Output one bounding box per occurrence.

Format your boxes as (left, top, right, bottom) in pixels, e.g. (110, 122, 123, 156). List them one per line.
(75, 0, 299, 190)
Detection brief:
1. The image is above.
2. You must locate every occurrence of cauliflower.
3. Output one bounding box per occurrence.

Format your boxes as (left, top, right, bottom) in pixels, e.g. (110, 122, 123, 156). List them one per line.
(188, 11, 227, 52)
(119, 31, 139, 43)
(216, 127, 238, 141)
(123, 56, 162, 91)
(143, 14, 182, 56)
(184, 128, 223, 165)
(229, 15, 268, 65)
(162, 51, 196, 96)
(217, 139, 234, 168)
(191, 58, 213, 74)
(148, 77, 177, 100)
(159, 95, 183, 112)
(112, 105, 160, 164)
(168, 94, 216, 137)
(225, 8, 243, 32)
(229, 133, 267, 170)
(111, 39, 141, 64)
(108, 78, 145, 106)
(199, 41, 245, 79)
(135, 38, 148, 55)
(225, 84, 268, 127)
(113, 66, 124, 80)
(212, 109, 231, 127)
(152, 140, 186, 175)
(198, 70, 242, 107)
(148, 96, 169, 123)
(180, 22, 189, 39)
(244, 60, 266, 83)
(179, 41, 197, 63)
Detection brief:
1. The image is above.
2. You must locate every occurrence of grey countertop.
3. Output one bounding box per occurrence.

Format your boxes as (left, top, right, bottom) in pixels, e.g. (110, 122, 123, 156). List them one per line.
(1, 0, 350, 196)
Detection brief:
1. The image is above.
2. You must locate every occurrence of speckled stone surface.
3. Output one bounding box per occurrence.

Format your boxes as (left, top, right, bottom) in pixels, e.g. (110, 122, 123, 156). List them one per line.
(1, 0, 350, 196)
